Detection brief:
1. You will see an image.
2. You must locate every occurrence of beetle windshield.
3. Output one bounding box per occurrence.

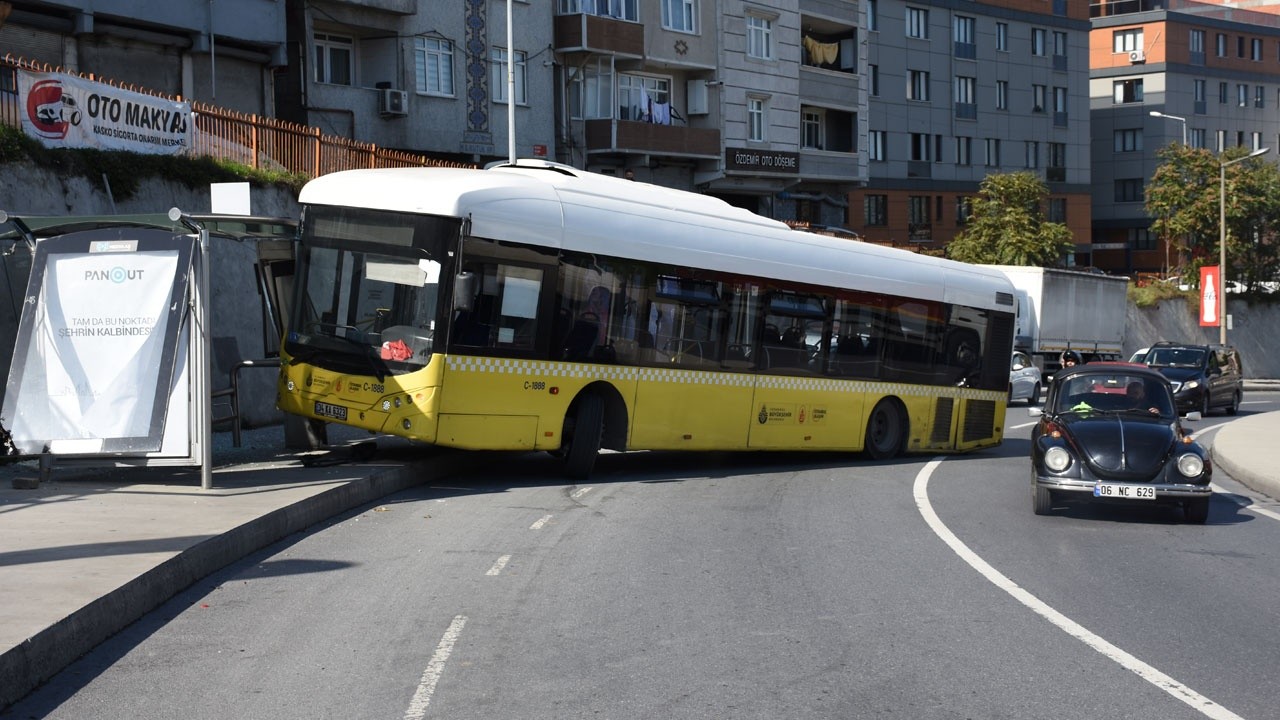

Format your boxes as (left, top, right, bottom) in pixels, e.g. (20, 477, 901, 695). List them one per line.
(1055, 374, 1175, 418)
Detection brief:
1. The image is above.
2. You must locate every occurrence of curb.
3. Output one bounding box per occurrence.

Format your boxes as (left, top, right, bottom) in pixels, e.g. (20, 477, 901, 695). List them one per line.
(1210, 411, 1280, 503)
(0, 449, 487, 710)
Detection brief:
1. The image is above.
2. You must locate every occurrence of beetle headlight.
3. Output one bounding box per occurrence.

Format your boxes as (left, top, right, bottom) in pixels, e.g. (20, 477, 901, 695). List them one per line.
(1044, 446, 1071, 472)
(1177, 453, 1205, 477)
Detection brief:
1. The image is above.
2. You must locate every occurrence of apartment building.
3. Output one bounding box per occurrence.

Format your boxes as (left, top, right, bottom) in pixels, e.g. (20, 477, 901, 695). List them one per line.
(0, 0, 285, 115)
(1090, 0, 1280, 274)
(853, 1, 1093, 260)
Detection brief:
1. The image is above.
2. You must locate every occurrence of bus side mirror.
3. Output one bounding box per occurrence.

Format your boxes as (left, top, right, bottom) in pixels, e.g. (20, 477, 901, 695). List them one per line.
(454, 271, 476, 312)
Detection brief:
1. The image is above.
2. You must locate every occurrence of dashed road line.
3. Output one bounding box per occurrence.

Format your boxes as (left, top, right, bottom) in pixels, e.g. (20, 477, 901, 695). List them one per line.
(530, 514, 553, 530)
(485, 554, 512, 576)
(403, 614, 467, 720)
(571, 487, 593, 500)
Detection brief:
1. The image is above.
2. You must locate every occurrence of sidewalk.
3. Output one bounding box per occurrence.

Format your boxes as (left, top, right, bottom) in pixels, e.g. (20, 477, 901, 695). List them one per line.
(0, 425, 490, 710)
(2, 403, 1279, 711)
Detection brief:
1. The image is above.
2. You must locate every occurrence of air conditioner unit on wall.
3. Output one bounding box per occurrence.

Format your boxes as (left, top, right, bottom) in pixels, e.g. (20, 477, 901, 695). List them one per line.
(379, 88, 408, 117)
(1129, 49, 1145, 63)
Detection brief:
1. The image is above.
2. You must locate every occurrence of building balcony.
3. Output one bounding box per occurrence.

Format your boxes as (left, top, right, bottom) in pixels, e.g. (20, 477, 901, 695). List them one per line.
(554, 13, 644, 58)
(583, 119, 720, 158)
(324, 0, 416, 14)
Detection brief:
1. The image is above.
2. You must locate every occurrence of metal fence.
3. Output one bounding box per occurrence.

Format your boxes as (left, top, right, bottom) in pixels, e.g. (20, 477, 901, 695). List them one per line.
(1, 53, 474, 178)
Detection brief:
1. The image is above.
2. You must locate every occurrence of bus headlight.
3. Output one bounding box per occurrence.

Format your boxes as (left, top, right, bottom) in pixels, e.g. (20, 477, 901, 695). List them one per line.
(1044, 446, 1071, 472)
(1177, 453, 1204, 478)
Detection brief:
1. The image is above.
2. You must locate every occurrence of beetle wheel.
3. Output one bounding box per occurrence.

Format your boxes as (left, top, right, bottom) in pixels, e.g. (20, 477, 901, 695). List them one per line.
(1032, 484, 1054, 516)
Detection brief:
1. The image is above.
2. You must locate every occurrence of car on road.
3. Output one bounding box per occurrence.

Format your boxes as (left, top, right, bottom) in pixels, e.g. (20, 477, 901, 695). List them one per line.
(1009, 351, 1041, 405)
(1141, 341, 1243, 416)
(1028, 363, 1212, 523)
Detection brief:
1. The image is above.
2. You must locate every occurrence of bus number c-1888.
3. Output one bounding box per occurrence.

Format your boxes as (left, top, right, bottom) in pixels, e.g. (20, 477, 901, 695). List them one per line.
(524, 381, 546, 391)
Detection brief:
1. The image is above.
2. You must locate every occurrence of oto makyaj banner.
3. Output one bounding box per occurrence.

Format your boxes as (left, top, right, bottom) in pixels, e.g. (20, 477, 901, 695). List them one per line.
(16, 69, 192, 155)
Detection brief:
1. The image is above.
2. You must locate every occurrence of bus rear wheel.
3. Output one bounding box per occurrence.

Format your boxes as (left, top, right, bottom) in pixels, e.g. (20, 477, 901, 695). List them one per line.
(563, 393, 604, 479)
(864, 398, 906, 460)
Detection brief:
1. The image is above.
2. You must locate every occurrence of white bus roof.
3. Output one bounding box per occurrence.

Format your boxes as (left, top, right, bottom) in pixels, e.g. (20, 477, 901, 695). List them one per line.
(298, 160, 1014, 312)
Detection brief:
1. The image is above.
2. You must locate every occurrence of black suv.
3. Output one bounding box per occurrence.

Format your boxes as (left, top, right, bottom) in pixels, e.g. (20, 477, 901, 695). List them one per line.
(1141, 342, 1244, 416)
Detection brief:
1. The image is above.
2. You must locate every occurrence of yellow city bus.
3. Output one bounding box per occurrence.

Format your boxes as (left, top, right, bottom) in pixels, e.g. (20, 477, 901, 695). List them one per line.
(277, 160, 1017, 477)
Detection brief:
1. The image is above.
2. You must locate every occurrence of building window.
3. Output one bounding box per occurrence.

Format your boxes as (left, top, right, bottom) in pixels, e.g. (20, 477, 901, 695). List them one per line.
(559, 0, 638, 21)
(1216, 129, 1226, 151)
(1048, 198, 1066, 223)
(906, 7, 928, 40)
(996, 22, 1008, 52)
(490, 47, 527, 104)
(954, 15, 975, 47)
(908, 196, 931, 239)
(1053, 30, 1068, 59)
(1216, 33, 1227, 57)
(869, 130, 885, 161)
(1256, 86, 1265, 108)
(869, 64, 879, 96)
(1053, 86, 1067, 113)
(1114, 178, 1144, 203)
(996, 80, 1008, 110)
(314, 32, 354, 86)
(661, 0, 696, 33)
(984, 138, 1000, 167)
(619, 74, 669, 121)
(1032, 84, 1046, 112)
(568, 57, 613, 119)
(1194, 79, 1206, 104)
(1219, 81, 1228, 104)
(1238, 84, 1248, 107)
(955, 136, 972, 165)
(866, 0, 877, 31)
(1113, 29, 1142, 53)
(908, 70, 930, 101)
(1252, 37, 1263, 61)
(1190, 127, 1206, 148)
(802, 109, 824, 149)
(747, 14, 774, 60)
(1253, 131, 1264, 151)
(1114, 128, 1143, 152)
(748, 96, 767, 141)
(414, 37, 454, 96)
(1129, 228, 1155, 251)
(956, 196, 973, 225)
(1113, 79, 1143, 104)
(1190, 29, 1205, 63)
(1236, 130, 1245, 147)
(1025, 141, 1039, 169)
(954, 76, 976, 105)
(864, 194, 888, 226)
(1032, 28, 1047, 56)
(910, 132, 933, 161)
(1048, 142, 1066, 169)
(1238, 35, 1245, 58)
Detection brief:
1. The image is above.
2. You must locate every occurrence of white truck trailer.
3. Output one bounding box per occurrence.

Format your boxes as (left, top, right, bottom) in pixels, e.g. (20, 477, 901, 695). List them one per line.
(983, 265, 1129, 379)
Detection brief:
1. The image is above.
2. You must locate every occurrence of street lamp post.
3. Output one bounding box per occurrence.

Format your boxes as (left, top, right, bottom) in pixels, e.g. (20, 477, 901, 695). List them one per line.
(1149, 110, 1187, 146)
(1218, 147, 1270, 344)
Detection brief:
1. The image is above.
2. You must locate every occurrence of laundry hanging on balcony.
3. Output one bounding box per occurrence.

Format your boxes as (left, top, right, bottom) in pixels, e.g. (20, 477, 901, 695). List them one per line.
(803, 36, 839, 66)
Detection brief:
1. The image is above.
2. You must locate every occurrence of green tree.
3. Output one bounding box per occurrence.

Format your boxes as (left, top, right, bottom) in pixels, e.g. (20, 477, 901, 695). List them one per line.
(1147, 144, 1280, 290)
(946, 172, 1073, 266)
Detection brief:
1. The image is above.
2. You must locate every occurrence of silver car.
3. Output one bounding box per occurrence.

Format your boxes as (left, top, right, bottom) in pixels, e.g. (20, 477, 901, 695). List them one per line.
(1009, 351, 1041, 405)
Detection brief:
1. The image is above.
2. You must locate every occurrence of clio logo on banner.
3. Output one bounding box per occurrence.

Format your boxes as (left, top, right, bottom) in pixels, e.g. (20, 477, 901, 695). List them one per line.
(1200, 265, 1219, 327)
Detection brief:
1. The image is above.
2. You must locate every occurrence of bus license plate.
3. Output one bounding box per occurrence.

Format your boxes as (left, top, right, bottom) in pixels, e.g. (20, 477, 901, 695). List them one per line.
(314, 401, 348, 421)
(1093, 483, 1155, 500)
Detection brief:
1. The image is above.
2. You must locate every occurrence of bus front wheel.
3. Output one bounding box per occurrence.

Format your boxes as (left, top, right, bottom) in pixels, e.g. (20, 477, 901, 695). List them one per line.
(563, 393, 604, 479)
(864, 398, 906, 460)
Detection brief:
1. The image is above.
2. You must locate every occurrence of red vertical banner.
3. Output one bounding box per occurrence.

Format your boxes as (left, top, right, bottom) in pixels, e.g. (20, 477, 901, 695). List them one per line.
(1199, 266, 1220, 327)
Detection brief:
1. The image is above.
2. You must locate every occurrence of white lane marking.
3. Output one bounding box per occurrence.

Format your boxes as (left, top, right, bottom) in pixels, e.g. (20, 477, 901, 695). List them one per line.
(403, 614, 468, 720)
(530, 514, 553, 530)
(486, 554, 512, 576)
(571, 487, 594, 499)
(1009, 421, 1039, 430)
(914, 459, 1244, 720)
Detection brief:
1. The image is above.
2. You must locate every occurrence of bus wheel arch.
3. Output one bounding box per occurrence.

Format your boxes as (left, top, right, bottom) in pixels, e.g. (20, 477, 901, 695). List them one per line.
(864, 396, 908, 460)
(561, 382, 627, 478)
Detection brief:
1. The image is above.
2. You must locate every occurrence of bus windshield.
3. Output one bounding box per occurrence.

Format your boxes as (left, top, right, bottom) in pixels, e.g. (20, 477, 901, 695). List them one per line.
(286, 206, 461, 375)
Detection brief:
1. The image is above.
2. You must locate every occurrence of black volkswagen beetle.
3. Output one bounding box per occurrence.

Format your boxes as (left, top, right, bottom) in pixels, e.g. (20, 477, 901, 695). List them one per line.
(1029, 363, 1212, 523)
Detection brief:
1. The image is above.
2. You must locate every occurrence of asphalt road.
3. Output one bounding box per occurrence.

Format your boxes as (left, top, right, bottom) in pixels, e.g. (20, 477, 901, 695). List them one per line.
(8, 392, 1280, 720)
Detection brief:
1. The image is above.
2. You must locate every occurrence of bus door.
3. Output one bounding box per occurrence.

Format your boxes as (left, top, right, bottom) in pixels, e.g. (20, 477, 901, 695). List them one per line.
(629, 275, 754, 450)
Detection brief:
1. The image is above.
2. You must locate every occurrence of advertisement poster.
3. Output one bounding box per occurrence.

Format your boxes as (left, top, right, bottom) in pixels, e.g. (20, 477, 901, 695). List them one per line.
(1199, 265, 1219, 327)
(16, 69, 192, 155)
(3, 230, 194, 455)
